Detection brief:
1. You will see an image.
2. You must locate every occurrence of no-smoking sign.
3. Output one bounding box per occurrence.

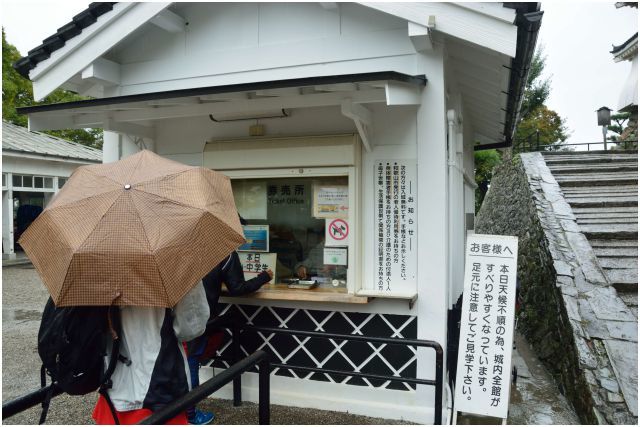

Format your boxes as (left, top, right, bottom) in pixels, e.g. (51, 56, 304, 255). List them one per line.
(326, 219, 349, 246)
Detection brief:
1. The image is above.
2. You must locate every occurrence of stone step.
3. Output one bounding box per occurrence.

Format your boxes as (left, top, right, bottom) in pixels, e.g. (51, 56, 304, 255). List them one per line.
(562, 185, 637, 195)
(556, 173, 638, 187)
(563, 189, 638, 198)
(617, 291, 638, 319)
(617, 291, 638, 308)
(589, 239, 639, 247)
(543, 153, 638, 164)
(566, 196, 638, 208)
(578, 217, 639, 225)
(580, 223, 638, 240)
(606, 268, 638, 291)
(575, 212, 639, 220)
(571, 206, 638, 216)
(598, 257, 638, 270)
(547, 163, 638, 174)
(593, 247, 638, 257)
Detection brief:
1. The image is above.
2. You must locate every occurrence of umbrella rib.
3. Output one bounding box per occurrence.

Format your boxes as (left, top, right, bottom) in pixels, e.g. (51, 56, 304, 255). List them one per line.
(128, 192, 170, 305)
(74, 191, 124, 255)
(47, 170, 122, 210)
(82, 166, 123, 186)
(131, 187, 211, 213)
(130, 167, 196, 188)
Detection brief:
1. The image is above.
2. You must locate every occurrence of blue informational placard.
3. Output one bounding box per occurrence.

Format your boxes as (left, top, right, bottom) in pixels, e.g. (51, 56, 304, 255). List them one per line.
(238, 225, 269, 252)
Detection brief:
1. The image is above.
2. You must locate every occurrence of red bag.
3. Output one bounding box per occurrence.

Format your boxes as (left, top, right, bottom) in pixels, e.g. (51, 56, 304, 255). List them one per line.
(199, 331, 225, 362)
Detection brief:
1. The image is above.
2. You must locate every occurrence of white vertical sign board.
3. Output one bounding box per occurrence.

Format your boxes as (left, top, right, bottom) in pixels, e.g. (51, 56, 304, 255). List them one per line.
(454, 234, 519, 419)
(373, 160, 417, 293)
(238, 252, 276, 285)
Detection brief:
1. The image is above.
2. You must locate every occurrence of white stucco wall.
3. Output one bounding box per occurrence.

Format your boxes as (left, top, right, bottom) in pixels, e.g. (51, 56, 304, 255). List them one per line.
(80, 3, 479, 422)
(2, 155, 90, 177)
(105, 3, 417, 96)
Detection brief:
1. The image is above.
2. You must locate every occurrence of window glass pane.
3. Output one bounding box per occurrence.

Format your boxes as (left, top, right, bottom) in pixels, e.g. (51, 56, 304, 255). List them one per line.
(58, 178, 67, 189)
(34, 177, 43, 188)
(44, 177, 53, 188)
(23, 176, 33, 187)
(12, 175, 22, 187)
(232, 176, 349, 290)
(2, 174, 6, 187)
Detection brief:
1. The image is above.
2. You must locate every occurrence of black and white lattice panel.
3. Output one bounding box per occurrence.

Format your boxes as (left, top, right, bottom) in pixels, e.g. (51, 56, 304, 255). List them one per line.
(206, 304, 418, 391)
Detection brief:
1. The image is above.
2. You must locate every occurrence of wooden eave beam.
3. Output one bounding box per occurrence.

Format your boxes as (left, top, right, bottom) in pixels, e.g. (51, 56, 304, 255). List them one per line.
(150, 9, 186, 33)
(31, 2, 172, 100)
(361, 2, 517, 57)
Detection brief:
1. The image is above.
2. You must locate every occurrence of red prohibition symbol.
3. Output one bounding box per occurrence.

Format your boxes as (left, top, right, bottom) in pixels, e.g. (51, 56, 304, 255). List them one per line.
(329, 219, 349, 240)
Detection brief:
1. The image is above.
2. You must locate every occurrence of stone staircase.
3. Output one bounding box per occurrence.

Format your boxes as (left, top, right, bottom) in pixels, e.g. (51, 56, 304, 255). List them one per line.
(543, 151, 638, 318)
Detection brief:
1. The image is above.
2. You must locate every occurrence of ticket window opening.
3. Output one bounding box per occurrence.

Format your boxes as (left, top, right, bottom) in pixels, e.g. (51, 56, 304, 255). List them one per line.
(233, 176, 349, 291)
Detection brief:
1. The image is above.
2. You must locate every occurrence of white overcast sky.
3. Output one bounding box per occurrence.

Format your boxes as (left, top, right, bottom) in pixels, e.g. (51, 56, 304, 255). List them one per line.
(1, 1, 638, 143)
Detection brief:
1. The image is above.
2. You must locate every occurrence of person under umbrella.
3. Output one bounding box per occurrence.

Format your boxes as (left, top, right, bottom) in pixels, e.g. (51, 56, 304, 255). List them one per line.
(185, 215, 273, 424)
(19, 150, 246, 424)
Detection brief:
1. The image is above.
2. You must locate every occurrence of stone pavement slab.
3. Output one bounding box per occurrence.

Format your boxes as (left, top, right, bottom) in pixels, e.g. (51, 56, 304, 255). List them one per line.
(604, 339, 638, 416)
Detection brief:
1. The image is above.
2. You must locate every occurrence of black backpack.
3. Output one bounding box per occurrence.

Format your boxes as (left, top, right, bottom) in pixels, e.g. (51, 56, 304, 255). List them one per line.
(37, 297, 123, 424)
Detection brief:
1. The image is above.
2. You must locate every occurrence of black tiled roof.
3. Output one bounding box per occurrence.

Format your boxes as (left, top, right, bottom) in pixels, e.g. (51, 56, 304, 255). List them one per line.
(13, 2, 116, 79)
(611, 32, 638, 55)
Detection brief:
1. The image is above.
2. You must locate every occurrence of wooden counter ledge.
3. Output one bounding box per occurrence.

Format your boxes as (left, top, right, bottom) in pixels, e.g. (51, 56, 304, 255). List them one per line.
(221, 283, 370, 304)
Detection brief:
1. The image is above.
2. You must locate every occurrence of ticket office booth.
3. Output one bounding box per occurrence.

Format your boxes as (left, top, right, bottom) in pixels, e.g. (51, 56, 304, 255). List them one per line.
(200, 130, 427, 420)
(204, 131, 420, 301)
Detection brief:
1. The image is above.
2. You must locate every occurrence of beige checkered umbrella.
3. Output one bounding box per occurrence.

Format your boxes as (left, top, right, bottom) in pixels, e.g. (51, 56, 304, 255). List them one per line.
(19, 150, 245, 307)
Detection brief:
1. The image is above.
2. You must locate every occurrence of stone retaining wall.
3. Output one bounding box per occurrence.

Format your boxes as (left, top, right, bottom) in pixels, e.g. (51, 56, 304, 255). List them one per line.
(475, 153, 637, 424)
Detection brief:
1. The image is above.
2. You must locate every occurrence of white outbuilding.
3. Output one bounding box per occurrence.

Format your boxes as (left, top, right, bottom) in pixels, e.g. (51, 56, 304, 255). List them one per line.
(14, 2, 542, 423)
(2, 120, 102, 260)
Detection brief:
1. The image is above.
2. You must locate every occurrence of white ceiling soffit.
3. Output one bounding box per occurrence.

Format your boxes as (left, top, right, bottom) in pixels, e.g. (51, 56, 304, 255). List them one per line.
(360, 2, 517, 57)
(445, 35, 511, 145)
(27, 81, 418, 139)
(30, 2, 173, 101)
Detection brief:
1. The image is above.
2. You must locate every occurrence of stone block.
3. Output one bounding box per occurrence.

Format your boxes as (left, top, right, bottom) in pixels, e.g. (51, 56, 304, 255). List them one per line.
(570, 319, 590, 339)
(554, 260, 574, 277)
(600, 378, 620, 393)
(560, 219, 580, 232)
(604, 340, 638, 416)
(606, 321, 638, 342)
(575, 337, 599, 369)
(607, 392, 625, 403)
(579, 299, 610, 339)
(573, 270, 599, 293)
(586, 287, 636, 322)
(584, 369, 598, 386)
(598, 367, 612, 377)
(564, 295, 581, 321)
(559, 283, 578, 297)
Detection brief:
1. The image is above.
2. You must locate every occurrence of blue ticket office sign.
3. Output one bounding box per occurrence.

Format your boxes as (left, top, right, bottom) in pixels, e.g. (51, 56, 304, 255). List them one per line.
(238, 225, 269, 252)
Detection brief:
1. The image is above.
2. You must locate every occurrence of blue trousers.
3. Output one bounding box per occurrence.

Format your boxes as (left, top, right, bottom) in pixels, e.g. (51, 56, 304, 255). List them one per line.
(186, 338, 208, 418)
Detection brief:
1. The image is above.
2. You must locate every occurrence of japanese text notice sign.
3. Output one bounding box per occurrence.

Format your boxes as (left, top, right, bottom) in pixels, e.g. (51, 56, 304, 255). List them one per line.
(238, 252, 276, 285)
(373, 160, 417, 293)
(454, 234, 519, 419)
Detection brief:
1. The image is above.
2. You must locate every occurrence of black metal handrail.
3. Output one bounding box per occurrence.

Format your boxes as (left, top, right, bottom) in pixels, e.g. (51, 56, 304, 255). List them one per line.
(515, 139, 637, 153)
(241, 325, 444, 425)
(138, 350, 271, 425)
(2, 384, 63, 420)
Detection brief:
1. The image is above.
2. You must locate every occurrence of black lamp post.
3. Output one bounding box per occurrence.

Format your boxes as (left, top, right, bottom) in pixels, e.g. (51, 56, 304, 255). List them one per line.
(597, 106, 612, 151)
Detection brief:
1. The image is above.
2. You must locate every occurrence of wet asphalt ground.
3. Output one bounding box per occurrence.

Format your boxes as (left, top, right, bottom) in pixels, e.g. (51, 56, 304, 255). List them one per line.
(3, 263, 580, 424)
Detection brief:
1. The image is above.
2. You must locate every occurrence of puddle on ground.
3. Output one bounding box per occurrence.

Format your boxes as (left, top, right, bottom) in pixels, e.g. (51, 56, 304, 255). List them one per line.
(2, 309, 42, 322)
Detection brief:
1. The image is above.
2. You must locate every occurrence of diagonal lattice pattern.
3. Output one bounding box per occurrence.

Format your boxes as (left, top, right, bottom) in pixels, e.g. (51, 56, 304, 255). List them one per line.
(206, 304, 417, 391)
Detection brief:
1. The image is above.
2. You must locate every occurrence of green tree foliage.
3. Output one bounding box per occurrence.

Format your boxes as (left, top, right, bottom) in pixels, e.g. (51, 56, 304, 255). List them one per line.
(514, 48, 569, 149)
(607, 112, 638, 149)
(518, 49, 550, 120)
(607, 112, 630, 141)
(2, 29, 102, 148)
(475, 47, 570, 212)
(515, 105, 569, 149)
(474, 149, 502, 212)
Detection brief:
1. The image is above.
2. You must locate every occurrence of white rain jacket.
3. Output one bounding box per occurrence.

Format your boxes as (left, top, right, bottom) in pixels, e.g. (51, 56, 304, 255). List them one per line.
(106, 281, 209, 412)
